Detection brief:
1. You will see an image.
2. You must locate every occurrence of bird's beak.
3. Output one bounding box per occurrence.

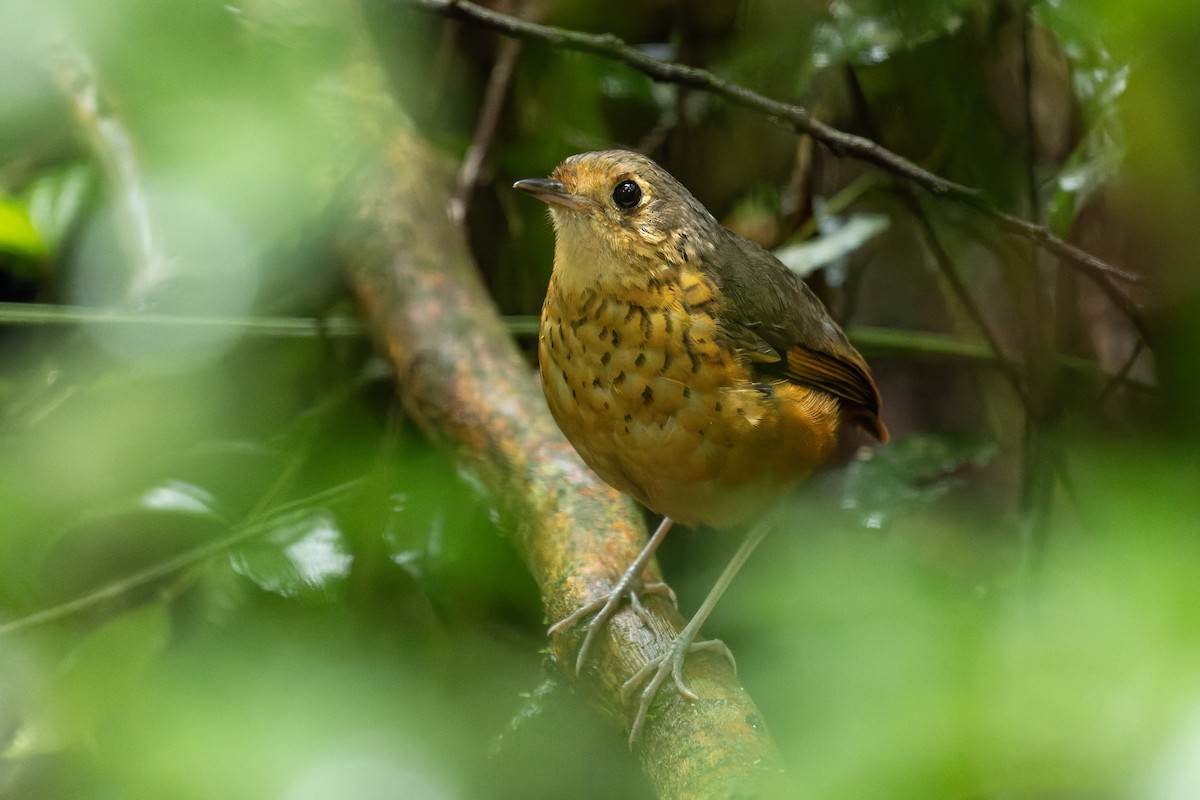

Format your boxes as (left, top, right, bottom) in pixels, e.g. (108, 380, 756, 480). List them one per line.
(513, 178, 585, 209)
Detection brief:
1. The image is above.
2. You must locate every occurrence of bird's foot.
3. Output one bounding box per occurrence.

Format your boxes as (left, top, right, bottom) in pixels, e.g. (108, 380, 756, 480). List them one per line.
(621, 633, 737, 746)
(548, 578, 677, 675)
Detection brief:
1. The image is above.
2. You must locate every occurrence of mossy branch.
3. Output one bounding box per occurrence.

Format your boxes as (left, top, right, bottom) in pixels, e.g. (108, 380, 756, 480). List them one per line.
(337, 8, 780, 794)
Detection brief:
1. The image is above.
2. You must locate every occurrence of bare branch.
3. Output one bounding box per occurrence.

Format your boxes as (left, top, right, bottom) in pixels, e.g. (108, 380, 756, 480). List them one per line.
(449, 0, 527, 223)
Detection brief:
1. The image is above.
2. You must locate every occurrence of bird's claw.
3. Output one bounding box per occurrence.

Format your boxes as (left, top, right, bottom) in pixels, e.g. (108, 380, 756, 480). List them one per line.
(548, 578, 677, 676)
(621, 635, 736, 746)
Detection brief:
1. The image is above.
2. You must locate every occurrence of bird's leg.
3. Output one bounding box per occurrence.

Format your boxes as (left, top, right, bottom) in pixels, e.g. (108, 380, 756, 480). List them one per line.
(622, 517, 773, 746)
(548, 516, 677, 675)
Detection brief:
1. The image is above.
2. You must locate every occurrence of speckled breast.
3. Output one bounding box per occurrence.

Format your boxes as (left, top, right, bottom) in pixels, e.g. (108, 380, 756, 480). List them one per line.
(538, 267, 842, 528)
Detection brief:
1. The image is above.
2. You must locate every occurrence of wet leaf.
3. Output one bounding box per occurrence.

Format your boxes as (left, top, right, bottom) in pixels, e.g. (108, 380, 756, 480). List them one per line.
(811, 0, 974, 68)
(1034, 1, 1129, 119)
(1047, 122, 1125, 236)
(229, 509, 352, 598)
(841, 432, 998, 529)
(1036, 2, 1128, 234)
(138, 479, 223, 518)
(774, 213, 890, 279)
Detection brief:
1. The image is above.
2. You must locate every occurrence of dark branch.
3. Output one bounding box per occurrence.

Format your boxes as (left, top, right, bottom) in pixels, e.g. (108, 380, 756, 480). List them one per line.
(402, 0, 1143, 291)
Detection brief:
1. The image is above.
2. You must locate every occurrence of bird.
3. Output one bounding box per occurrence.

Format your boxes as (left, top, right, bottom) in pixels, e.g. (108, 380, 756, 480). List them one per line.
(514, 149, 887, 745)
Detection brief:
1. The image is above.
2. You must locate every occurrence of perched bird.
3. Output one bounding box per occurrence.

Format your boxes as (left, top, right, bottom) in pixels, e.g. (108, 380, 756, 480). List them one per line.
(514, 150, 887, 744)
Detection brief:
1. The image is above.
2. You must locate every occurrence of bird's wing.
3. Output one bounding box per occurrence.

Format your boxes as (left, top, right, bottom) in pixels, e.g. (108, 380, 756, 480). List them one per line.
(713, 230, 888, 441)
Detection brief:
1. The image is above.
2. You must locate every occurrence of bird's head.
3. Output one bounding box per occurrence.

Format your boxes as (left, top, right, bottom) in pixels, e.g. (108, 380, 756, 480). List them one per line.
(514, 150, 719, 292)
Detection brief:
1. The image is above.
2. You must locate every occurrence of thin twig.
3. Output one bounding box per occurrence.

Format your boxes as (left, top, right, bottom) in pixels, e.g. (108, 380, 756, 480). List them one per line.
(1098, 338, 1146, 402)
(0, 480, 364, 636)
(841, 65, 1027, 402)
(0, 302, 1154, 393)
(911, 201, 1029, 399)
(449, 0, 527, 223)
(852, 326, 1152, 392)
(1020, 3, 1040, 224)
(1014, 3, 1062, 574)
(403, 0, 1143, 293)
(0, 302, 364, 337)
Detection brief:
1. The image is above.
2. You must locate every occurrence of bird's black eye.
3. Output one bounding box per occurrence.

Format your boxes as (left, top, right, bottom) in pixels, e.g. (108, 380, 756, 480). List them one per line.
(611, 179, 642, 209)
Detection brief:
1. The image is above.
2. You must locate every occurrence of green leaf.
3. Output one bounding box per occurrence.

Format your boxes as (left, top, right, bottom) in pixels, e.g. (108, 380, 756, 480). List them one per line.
(50, 604, 170, 749)
(1035, 2, 1128, 234)
(36, 504, 227, 610)
(0, 196, 46, 262)
(596, 57, 658, 105)
(1047, 122, 1125, 236)
(24, 163, 95, 252)
(841, 432, 998, 529)
(1033, 0, 1128, 120)
(229, 509, 352, 598)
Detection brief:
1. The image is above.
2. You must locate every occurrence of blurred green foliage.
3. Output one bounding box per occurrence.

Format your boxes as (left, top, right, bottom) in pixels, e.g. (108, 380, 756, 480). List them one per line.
(1, 0, 1197, 798)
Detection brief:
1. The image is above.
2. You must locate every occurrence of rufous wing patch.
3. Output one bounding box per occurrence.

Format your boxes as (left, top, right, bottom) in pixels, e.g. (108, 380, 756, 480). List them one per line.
(785, 345, 889, 442)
